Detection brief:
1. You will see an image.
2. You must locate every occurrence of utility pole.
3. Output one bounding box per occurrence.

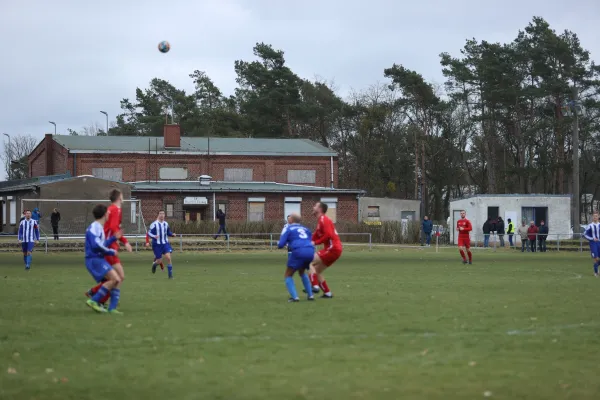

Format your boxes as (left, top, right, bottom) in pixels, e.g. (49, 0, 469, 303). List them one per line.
(572, 86, 580, 228)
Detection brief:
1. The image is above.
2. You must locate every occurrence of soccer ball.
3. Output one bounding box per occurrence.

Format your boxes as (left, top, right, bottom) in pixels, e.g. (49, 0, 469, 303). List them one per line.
(158, 41, 170, 53)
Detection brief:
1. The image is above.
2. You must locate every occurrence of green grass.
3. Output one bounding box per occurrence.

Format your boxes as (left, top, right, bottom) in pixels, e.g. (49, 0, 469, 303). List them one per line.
(1, 249, 599, 400)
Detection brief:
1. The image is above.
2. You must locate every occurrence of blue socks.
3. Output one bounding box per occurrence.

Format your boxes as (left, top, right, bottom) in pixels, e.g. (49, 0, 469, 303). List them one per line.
(109, 289, 120, 311)
(91, 286, 109, 303)
(24, 255, 32, 268)
(301, 274, 313, 297)
(594, 263, 599, 274)
(167, 264, 173, 277)
(285, 277, 298, 299)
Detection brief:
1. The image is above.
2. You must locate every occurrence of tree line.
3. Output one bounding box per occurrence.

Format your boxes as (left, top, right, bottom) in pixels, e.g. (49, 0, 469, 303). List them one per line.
(4, 17, 600, 222)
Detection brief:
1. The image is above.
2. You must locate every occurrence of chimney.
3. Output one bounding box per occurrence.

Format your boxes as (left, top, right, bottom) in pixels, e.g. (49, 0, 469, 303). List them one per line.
(199, 175, 212, 186)
(45, 133, 53, 176)
(163, 124, 181, 149)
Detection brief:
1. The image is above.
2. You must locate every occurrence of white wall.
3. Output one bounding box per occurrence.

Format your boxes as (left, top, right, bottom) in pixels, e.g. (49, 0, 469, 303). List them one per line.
(450, 195, 571, 244)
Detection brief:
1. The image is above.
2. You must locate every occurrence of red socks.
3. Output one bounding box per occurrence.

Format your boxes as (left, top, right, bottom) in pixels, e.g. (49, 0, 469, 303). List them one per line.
(467, 251, 472, 262)
(459, 249, 466, 261)
(160, 263, 164, 270)
(91, 282, 103, 294)
(320, 280, 330, 294)
(310, 273, 319, 287)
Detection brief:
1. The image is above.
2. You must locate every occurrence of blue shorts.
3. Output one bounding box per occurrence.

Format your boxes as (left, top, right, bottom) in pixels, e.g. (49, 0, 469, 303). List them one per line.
(153, 243, 173, 259)
(287, 247, 314, 271)
(590, 241, 600, 259)
(21, 242, 35, 253)
(85, 258, 113, 283)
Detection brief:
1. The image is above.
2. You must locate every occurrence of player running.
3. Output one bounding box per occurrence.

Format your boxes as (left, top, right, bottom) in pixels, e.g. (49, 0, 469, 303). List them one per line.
(278, 213, 314, 302)
(85, 189, 132, 306)
(456, 210, 473, 264)
(147, 210, 176, 279)
(583, 211, 600, 277)
(309, 202, 342, 298)
(84, 204, 123, 314)
(145, 232, 164, 272)
(18, 210, 39, 270)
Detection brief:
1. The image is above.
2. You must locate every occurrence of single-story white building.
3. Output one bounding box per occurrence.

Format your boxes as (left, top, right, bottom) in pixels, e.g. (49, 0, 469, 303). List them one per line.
(449, 194, 571, 244)
(358, 197, 421, 223)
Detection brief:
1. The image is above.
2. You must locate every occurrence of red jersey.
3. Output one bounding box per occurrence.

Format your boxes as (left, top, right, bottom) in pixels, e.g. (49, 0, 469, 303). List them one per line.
(456, 218, 472, 237)
(105, 204, 128, 247)
(312, 215, 342, 251)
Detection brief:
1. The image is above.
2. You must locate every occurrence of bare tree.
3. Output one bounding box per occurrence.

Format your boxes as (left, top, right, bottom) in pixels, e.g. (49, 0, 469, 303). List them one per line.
(1, 134, 38, 180)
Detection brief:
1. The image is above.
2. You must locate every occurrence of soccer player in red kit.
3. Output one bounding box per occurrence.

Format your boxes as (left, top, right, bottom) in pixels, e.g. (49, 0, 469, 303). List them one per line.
(309, 202, 342, 298)
(456, 210, 473, 264)
(86, 189, 132, 305)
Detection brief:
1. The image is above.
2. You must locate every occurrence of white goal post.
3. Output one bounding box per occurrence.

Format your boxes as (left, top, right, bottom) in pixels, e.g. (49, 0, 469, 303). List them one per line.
(21, 199, 147, 236)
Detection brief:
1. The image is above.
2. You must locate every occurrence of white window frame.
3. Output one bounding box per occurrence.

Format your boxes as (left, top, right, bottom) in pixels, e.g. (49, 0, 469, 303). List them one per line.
(224, 168, 253, 182)
(92, 167, 123, 181)
(166, 203, 174, 218)
(9, 199, 16, 225)
(287, 170, 316, 184)
(248, 198, 265, 222)
(159, 167, 188, 180)
(2, 198, 6, 226)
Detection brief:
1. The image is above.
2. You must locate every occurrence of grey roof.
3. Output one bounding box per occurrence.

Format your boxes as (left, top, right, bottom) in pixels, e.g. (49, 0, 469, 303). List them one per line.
(52, 135, 337, 156)
(451, 193, 571, 202)
(131, 181, 363, 194)
(0, 173, 71, 193)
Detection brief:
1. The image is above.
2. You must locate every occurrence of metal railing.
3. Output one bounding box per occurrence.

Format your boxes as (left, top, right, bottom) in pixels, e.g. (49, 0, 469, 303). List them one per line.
(0, 232, 373, 253)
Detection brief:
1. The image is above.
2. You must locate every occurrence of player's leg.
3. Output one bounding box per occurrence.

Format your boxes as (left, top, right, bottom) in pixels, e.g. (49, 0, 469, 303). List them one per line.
(299, 268, 314, 300)
(458, 239, 467, 263)
(308, 260, 321, 293)
(284, 267, 299, 302)
(152, 255, 163, 274)
(466, 241, 472, 264)
(87, 261, 118, 312)
(164, 250, 173, 279)
(313, 251, 334, 298)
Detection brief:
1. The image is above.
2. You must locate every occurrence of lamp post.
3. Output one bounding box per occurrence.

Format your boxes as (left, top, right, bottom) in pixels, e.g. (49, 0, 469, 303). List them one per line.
(100, 111, 108, 134)
(3, 133, 11, 180)
(49, 121, 56, 134)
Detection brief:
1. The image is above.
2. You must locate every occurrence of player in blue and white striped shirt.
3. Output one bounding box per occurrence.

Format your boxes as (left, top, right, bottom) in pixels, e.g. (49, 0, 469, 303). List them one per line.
(148, 210, 176, 279)
(584, 211, 600, 277)
(18, 210, 39, 270)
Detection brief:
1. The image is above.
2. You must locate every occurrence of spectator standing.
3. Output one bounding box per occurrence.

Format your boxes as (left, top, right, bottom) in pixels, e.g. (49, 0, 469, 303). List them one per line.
(507, 218, 515, 247)
(538, 220, 549, 252)
(32, 208, 41, 222)
(51, 208, 61, 240)
(214, 209, 228, 240)
(496, 217, 506, 248)
(421, 216, 433, 247)
(517, 221, 529, 252)
(19, 211, 26, 222)
(527, 221, 539, 252)
(482, 218, 492, 248)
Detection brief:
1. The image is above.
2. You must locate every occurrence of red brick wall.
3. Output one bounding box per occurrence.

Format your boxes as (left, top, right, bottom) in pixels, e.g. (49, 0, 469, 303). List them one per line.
(135, 192, 357, 224)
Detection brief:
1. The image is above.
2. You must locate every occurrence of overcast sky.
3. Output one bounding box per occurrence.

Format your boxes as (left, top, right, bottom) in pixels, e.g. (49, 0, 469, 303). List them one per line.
(1, 0, 599, 179)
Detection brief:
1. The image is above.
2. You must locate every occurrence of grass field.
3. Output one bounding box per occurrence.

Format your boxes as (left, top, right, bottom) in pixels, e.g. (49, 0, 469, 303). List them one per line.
(1, 248, 599, 400)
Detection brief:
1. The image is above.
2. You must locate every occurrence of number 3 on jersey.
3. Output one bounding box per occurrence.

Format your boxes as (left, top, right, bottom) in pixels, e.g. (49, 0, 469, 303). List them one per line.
(298, 228, 308, 239)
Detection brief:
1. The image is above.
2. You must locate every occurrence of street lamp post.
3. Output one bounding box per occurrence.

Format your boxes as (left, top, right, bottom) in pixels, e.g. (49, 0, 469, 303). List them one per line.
(2, 133, 11, 180)
(100, 111, 108, 134)
(49, 121, 56, 135)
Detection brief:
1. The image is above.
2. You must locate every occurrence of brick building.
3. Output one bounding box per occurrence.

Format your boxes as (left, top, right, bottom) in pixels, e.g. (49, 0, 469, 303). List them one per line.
(26, 125, 363, 224)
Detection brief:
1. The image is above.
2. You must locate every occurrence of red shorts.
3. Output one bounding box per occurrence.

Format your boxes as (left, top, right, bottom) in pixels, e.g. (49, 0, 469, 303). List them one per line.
(317, 247, 342, 267)
(458, 236, 470, 249)
(104, 255, 121, 266)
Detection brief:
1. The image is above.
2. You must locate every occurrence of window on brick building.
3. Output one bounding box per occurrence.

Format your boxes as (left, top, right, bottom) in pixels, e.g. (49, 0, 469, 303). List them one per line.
(160, 167, 188, 180)
(2, 199, 6, 226)
(224, 168, 253, 182)
(166, 203, 174, 218)
(248, 198, 265, 221)
(321, 198, 337, 223)
(216, 201, 227, 215)
(9, 199, 16, 225)
(92, 168, 122, 181)
(287, 170, 316, 184)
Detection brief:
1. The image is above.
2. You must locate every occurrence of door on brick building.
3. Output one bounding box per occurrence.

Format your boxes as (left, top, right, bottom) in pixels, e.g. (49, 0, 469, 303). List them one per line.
(183, 197, 209, 223)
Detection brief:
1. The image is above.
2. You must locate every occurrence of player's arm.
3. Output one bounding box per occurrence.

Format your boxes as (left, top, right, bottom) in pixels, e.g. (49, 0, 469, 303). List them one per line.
(313, 220, 332, 245)
(147, 223, 158, 239)
(17, 222, 23, 242)
(145, 232, 150, 244)
(34, 221, 40, 241)
(584, 226, 594, 241)
(106, 212, 128, 244)
(89, 229, 116, 256)
(277, 227, 290, 249)
(465, 221, 473, 233)
(167, 225, 175, 237)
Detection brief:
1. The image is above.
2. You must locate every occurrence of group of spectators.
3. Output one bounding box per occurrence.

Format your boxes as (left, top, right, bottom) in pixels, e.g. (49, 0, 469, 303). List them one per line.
(421, 215, 550, 251)
(516, 220, 549, 252)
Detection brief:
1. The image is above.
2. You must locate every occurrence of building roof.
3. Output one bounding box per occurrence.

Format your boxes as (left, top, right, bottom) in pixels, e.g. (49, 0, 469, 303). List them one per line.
(52, 135, 337, 157)
(450, 193, 571, 202)
(0, 173, 71, 193)
(131, 181, 364, 194)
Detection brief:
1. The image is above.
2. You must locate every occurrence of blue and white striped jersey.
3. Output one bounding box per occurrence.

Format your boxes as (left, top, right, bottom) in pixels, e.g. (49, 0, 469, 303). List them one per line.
(85, 221, 117, 259)
(148, 220, 173, 245)
(584, 223, 600, 241)
(18, 218, 39, 242)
